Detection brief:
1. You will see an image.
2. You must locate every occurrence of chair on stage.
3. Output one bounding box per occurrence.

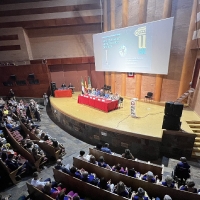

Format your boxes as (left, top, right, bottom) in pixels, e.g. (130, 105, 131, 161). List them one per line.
(118, 97, 124, 108)
(145, 92, 153, 102)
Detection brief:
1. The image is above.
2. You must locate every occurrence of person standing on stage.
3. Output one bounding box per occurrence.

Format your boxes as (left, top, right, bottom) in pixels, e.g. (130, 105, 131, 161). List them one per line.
(68, 83, 74, 93)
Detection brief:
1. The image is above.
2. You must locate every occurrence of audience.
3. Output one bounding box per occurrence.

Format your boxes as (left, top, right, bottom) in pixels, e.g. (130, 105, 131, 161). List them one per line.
(98, 156, 111, 170)
(77, 150, 87, 161)
(114, 181, 129, 198)
(141, 171, 157, 183)
(161, 175, 176, 188)
(179, 179, 197, 193)
(131, 187, 149, 200)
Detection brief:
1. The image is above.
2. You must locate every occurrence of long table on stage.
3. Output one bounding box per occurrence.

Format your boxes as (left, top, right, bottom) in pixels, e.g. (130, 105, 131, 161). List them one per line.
(54, 89, 72, 97)
(78, 95, 118, 112)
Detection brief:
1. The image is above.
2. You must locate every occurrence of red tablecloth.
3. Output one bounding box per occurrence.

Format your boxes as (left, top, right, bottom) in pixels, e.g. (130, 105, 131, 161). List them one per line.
(54, 90, 72, 97)
(78, 95, 118, 112)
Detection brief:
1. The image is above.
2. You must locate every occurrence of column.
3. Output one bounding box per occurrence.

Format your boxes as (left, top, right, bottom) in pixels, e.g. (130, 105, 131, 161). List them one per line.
(135, 0, 148, 99)
(110, 0, 116, 93)
(154, 0, 172, 101)
(121, 0, 129, 96)
(178, 0, 197, 97)
(104, 0, 110, 86)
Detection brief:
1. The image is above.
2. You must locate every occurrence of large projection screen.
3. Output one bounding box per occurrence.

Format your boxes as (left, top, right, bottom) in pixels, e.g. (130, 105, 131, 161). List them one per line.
(93, 17, 174, 74)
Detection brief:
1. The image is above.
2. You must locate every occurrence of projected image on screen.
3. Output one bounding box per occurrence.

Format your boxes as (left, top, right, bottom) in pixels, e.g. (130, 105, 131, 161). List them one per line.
(93, 17, 174, 74)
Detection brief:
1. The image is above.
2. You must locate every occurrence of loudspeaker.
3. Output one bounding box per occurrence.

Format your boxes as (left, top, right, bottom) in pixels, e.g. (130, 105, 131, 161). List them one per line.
(28, 73, 35, 79)
(51, 82, 57, 97)
(173, 102, 184, 117)
(10, 75, 16, 81)
(164, 101, 174, 115)
(162, 115, 181, 130)
(164, 102, 183, 117)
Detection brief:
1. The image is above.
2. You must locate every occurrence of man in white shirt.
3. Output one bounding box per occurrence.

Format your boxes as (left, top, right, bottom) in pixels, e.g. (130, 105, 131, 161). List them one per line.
(31, 172, 56, 190)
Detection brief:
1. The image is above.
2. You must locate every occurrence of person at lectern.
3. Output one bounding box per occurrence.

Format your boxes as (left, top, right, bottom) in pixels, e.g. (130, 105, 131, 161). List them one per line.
(61, 83, 66, 88)
(68, 83, 74, 93)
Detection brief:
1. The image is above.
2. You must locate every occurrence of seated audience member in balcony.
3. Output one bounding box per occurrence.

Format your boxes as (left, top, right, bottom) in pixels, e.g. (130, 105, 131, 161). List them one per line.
(89, 155, 98, 165)
(131, 187, 149, 200)
(142, 171, 157, 183)
(31, 172, 57, 190)
(161, 175, 176, 188)
(80, 171, 98, 185)
(114, 181, 129, 198)
(122, 149, 134, 160)
(101, 143, 112, 154)
(98, 177, 114, 192)
(98, 156, 111, 170)
(112, 163, 128, 175)
(77, 150, 87, 161)
(43, 181, 66, 199)
(128, 168, 140, 178)
(180, 179, 197, 193)
(6, 121, 20, 131)
(62, 166, 80, 178)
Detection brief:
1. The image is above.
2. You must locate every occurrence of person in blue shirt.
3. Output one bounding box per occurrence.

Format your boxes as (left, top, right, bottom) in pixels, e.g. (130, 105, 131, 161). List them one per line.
(101, 143, 112, 154)
(161, 175, 176, 188)
(179, 179, 197, 193)
(141, 171, 157, 183)
(131, 187, 149, 200)
(98, 156, 111, 170)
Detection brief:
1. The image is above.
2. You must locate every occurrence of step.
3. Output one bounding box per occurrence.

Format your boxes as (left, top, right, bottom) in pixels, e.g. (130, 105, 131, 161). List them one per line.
(186, 121, 200, 124)
(194, 142, 200, 147)
(194, 131, 200, 135)
(190, 125, 200, 128)
(193, 147, 200, 152)
(192, 151, 200, 159)
(195, 137, 200, 142)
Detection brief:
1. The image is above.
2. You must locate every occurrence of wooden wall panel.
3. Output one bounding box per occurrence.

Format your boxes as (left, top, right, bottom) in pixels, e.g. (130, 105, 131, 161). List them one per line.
(0, 35, 18, 41)
(0, 64, 50, 97)
(0, 45, 20, 51)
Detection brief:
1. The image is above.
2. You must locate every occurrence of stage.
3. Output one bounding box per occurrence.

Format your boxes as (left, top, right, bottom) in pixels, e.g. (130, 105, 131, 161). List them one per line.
(50, 93, 199, 160)
(50, 93, 199, 141)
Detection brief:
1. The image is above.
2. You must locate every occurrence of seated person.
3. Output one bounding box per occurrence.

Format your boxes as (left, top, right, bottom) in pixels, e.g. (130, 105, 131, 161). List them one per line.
(52, 140, 65, 155)
(174, 157, 190, 181)
(55, 159, 65, 171)
(163, 195, 172, 200)
(179, 179, 197, 193)
(43, 182, 66, 199)
(98, 177, 114, 192)
(114, 181, 129, 198)
(95, 143, 102, 151)
(91, 88, 96, 96)
(98, 156, 111, 170)
(99, 89, 105, 97)
(141, 171, 157, 183)
(161, 175, 176, 188)
(68, 83, 74, 93)
(31, 172, 57, 190)
(61, 83, 66, 88)
(79, 171, 98, 185)
(101, 143, 112, 154)
(122, 149, 134, 160)
(112, 163, 128, 175)
(131, 187, 149, 200)
(89, 155, 98, 165)
(104, 91, 110, 98)
(1, 150, 8, 162)
(62, 166, 79, 178)
(128, 168, 140, 178)
(32, 147, 48, 165)
(5, 153, 27, 175)
(77, 150, 87, 161)
(57, 190, 82, 200)
(96, 88, 100, 96)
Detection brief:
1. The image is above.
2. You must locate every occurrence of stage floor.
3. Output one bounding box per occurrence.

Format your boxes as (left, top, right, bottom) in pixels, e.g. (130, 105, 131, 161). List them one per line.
(50, 93, 200, 141)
